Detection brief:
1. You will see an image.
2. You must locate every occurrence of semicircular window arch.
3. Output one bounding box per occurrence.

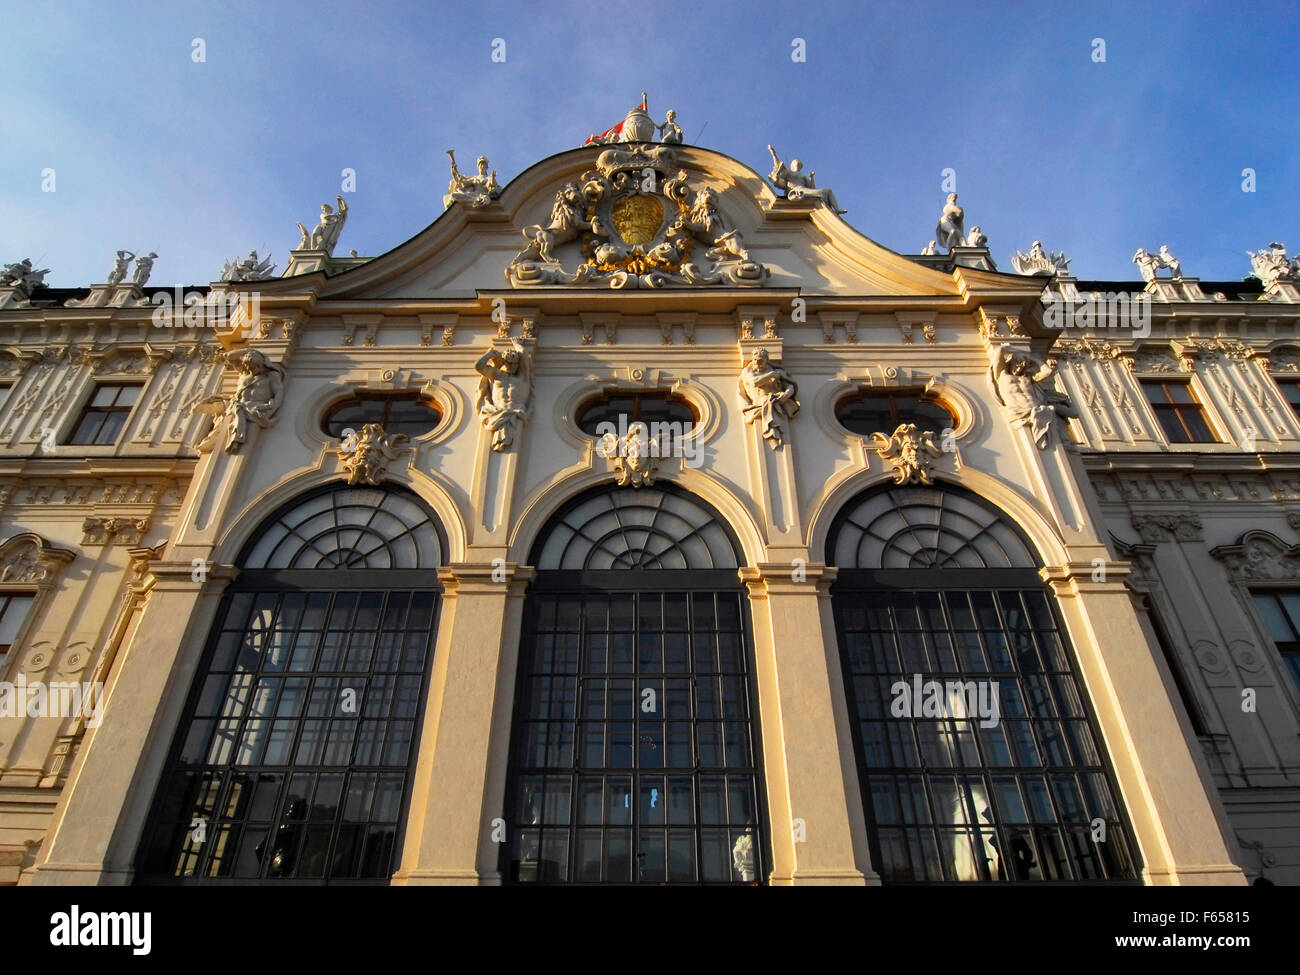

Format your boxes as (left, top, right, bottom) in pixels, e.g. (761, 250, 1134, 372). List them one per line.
(241, 486, 444, 570)
(531, 485, 740, 571)
(828, 483, 1039, 571)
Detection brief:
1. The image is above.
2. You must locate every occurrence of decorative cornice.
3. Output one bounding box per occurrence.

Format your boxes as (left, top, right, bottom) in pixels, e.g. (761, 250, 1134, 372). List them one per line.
(1131, 512, 1204, 543)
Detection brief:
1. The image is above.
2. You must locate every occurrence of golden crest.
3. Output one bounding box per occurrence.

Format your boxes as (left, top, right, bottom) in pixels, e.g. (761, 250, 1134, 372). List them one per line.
(611, 195, 663, 245)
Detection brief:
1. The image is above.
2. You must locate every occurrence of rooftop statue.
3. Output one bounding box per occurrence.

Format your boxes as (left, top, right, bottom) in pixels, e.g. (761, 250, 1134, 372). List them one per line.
(1133, 245, 1183, 282)
(766, 145, 846, 214)
(1011, 240, 1071, 276)
(106, 250, 134, 286)
(583, 94, 681, 146)
(935, 194, 965, 252)
(295, 196, 349, 254)
(221, 250, 277, 282)
(966, 226, 988, 247)
(1248, 242, 1294, 287)
(132, 252, 157, 287)
(1, 258, 50, 293)
(444, 150, 502, 209)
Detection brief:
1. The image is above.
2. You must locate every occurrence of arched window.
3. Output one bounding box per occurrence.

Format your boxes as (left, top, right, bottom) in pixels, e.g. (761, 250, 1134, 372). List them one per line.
(827, 483, 1139, 883)
(505, 484, 767, 885)
(136, 485, 446, 884)
(575, 391, 697, 437)
(321, 392, 441, 441)
(835, 388, 956, 437)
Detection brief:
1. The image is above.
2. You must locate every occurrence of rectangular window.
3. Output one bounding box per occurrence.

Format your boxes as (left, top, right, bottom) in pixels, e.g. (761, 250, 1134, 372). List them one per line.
(1275, 379, 1300, 421)
(1141, 379, 1218, 443)
(0, 593, 36, 658)
(68, 384, 141, 446)
(1251, 591, 1300, 691)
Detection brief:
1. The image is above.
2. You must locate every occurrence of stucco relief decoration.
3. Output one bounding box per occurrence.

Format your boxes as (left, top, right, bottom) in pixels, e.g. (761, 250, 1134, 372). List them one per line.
(196, 349, 287, 454)
(0, 533, 75, 585)
(1211, 531, 1300, 581)
(1133, 513, 1204, 543)
(340, 424, 409, 486)
(475, 341, 533, 451)
(738, 348, 799, 449)
(597, 422, 658, 487)
(81, 517, 150, 547)
(872, 423, 944, 484)
(1247, 243, 1296, 288)
(989, 344, 1078, 449)
(1011, 240, 1071, 276)
(506, 145, 769, 289)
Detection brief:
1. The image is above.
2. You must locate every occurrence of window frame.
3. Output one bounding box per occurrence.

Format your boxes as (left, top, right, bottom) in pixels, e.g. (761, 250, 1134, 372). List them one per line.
(834, 387, 957, 438)
(1139, 378, 1220, 444)
(1248, 588, 1300, 694)
(0, 592, 37, 661)
(574, 391, 699, 438)
(320, 391, 443, 442)
(67, 382, 144, 447)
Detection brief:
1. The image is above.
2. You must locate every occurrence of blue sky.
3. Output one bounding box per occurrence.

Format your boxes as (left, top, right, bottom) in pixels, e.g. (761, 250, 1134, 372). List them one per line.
(2, 0, 1297, 288)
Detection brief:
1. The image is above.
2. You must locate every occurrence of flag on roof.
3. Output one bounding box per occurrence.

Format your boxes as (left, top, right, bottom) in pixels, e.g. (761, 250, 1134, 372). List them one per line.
(584, 96, 648, 146)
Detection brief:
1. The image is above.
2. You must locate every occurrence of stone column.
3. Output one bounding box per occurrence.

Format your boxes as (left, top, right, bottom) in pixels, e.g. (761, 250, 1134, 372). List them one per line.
(393, 562, 534, 885)
(741, 562, 872, 885)
(23, 562, 237, 885)
(1042, 561, 1245, 885)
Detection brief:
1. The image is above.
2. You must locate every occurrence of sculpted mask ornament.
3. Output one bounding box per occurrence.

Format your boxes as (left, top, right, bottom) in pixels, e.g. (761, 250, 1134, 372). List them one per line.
(989, 344, 1078, 449)
(475, 341, 533, 451)
(872, 424, 945, 484)
(598, 421, 659, 487)
(197, 348, 287, 453)
(738, 348, 799, 449)
(341, 423, 408, 485)
(444, 150, 502, 209)
(506, 146, 769, 289)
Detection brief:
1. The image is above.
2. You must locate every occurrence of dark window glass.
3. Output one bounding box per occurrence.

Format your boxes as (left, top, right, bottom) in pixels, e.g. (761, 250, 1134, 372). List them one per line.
(576, 393, 697, 437)
(69, 384, 141, 445)
(0, 593, 35, 657)
(322, 394, 441, 440)
(1275, 380, 1300, 421)
(1141, 380, 1217, 443)
(836, 390, 955, 436)
(1251, 591, 1300, 691)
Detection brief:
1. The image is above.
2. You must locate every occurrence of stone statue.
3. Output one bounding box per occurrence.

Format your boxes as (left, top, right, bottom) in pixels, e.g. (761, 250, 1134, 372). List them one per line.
(514, 182, 588, 265)
(475, 342, 533, 451)
(921, 241, 938, 255)
(222, 348, 286, 453)
(584, 94, 658, 146)
(296, 196, 349, 254)
(132, 252, 157, 286)
(657, 109, 684, 145)
(1, 259, 50, 292)
(107, 250, 134, 286)
(221, 250, 277, 282)
(989, 345, 1078, 449)
(738, 348, 800, 449)
(1133, 245, 1183, 282)
(1248, 242, 1293, 287)
(766, 145, 846, 214)
(966, 226, 988, 247)
(340, 423, 408, 485)
(1011, 240, 1070, 276)
(935, 194, 965, 252)
(444, 150, 502, 209)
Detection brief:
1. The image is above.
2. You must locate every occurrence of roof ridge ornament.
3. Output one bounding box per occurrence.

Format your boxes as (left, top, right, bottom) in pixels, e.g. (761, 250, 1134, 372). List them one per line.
(583, 94, 683, 147)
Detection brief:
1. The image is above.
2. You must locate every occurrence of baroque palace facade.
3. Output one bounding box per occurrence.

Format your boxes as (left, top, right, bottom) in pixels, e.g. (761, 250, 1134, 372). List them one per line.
(1, 106, 1298, 886)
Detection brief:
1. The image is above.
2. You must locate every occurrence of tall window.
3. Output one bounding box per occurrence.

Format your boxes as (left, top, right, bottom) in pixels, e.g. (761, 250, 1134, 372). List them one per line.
(69, 384, 141, 445)
(137, 486, 445, 884)
(828, 484, 1139, 883)
(506, 485, 766, 885)
(0, 593, 35, 660)
(1141, 379, 1218, 443)
(1273, 379, 1300, 422)
(1251, 591, 1300, 691)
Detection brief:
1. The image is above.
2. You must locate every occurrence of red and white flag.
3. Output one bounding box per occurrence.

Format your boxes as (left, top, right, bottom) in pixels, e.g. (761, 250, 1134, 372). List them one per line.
(584, 96, 647, 146)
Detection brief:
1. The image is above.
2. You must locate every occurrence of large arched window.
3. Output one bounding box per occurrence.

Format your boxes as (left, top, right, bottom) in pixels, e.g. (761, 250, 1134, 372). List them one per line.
(505, 484, 768, 885)
(136, 485, 446, 884)
(827, 483, 1139, 883)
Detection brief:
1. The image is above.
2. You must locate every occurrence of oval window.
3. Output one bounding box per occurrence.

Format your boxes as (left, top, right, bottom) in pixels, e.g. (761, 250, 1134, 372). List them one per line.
(575, 391, 698, 437)
(835, 389, 956, 436)
(322, 393, 442, 440)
